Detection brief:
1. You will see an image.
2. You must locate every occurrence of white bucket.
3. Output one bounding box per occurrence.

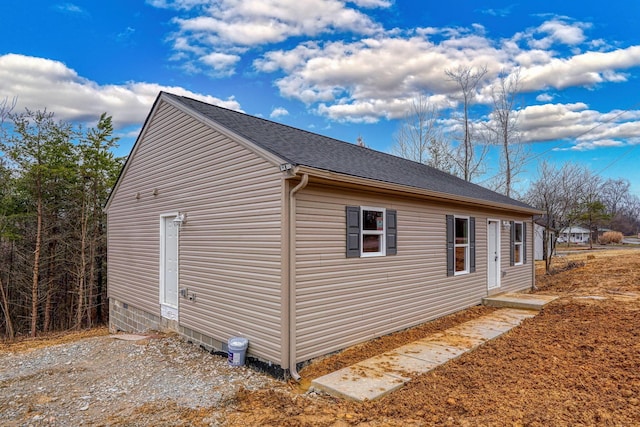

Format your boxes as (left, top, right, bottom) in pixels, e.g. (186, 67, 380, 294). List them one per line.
(227, 337, 249, 366)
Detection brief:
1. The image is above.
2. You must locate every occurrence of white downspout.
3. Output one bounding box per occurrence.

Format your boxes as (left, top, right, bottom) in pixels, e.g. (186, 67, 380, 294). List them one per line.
(288, 173, 308, 381)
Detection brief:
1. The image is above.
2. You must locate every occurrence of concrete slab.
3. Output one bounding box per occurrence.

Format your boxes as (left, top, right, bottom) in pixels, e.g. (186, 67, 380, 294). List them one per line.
(490, 308, 538, 323)
(469, 318, 518, 331)
(450, 323, 509, 340)
(396, 340, 469, 363)
(310, 306, 543, 402)
(427, 331, 487, 349)
(310, 364, 409, 402)
(358, 352, 441, 376)
(483, 292, 559, 310)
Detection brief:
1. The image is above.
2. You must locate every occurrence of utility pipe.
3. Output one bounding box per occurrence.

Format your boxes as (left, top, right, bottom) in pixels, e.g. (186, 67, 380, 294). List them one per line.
(287, 173, 308, 381)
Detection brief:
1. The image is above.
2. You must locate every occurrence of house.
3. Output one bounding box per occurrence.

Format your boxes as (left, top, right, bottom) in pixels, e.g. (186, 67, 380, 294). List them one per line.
(534, 217, 556, 260)
(106, 92, 540, 379)
(558, 226, 591, 244)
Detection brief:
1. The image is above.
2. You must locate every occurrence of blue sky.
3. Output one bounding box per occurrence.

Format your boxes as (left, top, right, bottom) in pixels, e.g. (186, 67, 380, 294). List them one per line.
(1, 0, 640, 196)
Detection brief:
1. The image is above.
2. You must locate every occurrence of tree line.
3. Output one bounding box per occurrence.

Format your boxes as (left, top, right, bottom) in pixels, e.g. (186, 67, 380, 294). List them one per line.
(0, 101, 123, 339)
(388, 65, 640, 273)
(526, 161, 640, 272)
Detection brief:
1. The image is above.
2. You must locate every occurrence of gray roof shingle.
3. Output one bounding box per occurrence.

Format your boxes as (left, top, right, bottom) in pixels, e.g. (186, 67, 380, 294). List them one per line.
(165, 92, 535, 212)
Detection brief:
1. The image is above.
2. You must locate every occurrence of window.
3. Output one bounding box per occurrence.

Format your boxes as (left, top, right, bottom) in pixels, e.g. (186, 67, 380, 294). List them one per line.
(514, 222, 523, 265)
(446, 215, 475, 276)
(509, 221, 527, 266)
(455, 217, 469, 274)
(361, 207, 385, 256)
(346, 206, 397, 258)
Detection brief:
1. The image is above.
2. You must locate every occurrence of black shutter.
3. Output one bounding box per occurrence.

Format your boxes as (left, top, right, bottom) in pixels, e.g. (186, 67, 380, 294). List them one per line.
(446, 215, 454, 276)
(509, 220, 515, 266)
(386, 209, 397, 255)
(469, 217, 476, 273)
(523, 222, 528, 264)
(346, 206, 360, 258)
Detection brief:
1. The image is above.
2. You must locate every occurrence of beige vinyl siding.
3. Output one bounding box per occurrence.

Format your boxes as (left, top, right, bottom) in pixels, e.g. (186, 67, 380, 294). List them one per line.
(107, 100, 283, 362)
(294, 184, 532, 362)
(498, 217, 535, 293)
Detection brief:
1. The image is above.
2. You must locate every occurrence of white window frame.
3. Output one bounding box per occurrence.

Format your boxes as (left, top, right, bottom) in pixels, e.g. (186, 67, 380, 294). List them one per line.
(360, 206, 386, 257)
(454, 215, 470, 275)
(514, 221, 524, 265)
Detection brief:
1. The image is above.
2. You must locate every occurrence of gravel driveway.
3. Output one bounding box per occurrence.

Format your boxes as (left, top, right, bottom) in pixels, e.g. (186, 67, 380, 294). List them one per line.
(0, 333, 280, 426)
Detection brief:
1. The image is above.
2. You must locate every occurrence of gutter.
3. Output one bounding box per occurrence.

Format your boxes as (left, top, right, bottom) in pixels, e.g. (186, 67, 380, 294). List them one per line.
(294, 165, 542, 216)
(287, 173, 308, 381)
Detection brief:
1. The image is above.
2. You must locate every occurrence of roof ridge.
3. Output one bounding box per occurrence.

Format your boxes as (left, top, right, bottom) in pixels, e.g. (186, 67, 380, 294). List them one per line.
(164, 92, 469, 177)
(164, 91, 357, 148)
(161, 91, 537, 213)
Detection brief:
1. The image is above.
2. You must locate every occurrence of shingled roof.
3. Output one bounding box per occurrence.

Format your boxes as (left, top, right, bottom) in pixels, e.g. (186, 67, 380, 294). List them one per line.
(164, 92, 536, 212)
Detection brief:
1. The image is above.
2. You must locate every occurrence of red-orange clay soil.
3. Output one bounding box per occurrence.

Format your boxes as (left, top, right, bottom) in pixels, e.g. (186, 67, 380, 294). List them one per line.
(222, 249, 640, 426)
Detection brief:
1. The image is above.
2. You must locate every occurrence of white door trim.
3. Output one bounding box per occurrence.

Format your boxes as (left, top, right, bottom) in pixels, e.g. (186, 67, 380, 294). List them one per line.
(487, 219, 501, 291)
(160, 213, 179, 320)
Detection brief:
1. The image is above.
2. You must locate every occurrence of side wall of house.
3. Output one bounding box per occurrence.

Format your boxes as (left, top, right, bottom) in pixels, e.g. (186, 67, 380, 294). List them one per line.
(107, 100, 284, 363)
(294, 183, 533, 362)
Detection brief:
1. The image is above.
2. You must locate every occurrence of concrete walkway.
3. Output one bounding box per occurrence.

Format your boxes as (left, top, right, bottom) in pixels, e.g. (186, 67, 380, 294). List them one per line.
(311, 293, 558, 402)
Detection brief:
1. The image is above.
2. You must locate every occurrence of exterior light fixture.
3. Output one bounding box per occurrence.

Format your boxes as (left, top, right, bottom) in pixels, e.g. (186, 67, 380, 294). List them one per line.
(279, 163, 293, 172)
(173, 212, 187, 226)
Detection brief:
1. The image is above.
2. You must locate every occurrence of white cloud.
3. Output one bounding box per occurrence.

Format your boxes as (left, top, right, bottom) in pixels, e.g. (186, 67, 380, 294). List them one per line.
(536, 93, 554, 102)
(568, 139, 625, 151)
(350, 0, 392, 7)
(0, 54, 242, 128)
(532, 19, 589, 48)
(144, 1, 640, 139)
(146, 0, 209, 10)
(480, 6, 514, 17)
(152, 0, 389, 75)
(18, 7, 639, 155)
(149, 1, 640, 144)
(269, 107, 289, 118)
(54, 3, 86, 14)
(258, 33, 503, 113)
(199, 52, 241, 77)
(516, 102, 640, 152)
(250, 14, 640, 124)
(520, 45, 640, 91)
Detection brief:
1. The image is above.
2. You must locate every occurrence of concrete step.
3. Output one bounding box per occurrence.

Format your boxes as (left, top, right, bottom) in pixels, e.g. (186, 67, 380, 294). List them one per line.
(482, 292, 559, 310)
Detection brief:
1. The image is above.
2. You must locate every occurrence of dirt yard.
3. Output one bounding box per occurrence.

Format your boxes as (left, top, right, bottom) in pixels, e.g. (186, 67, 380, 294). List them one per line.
(2, 249, 640, 426)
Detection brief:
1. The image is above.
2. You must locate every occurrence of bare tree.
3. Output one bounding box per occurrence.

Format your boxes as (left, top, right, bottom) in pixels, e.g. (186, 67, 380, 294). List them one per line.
(0, 97, 17, 339)
(576, 172, 608, 249)
(445, 65, 489, 182)
(0, 161, 15, 339)
(618, 194, 640, 235)
(0, 97, 16, 126)
(391, 94, 456, 174)
(525, 161, 587, 273)
(600, 178, 630, 219)
(484, 69, 527, 198)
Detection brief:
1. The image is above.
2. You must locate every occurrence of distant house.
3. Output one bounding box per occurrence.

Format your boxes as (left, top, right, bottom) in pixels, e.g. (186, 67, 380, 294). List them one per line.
(558, 226, 591, 244)
(106, 92, 540, 378)
(534, 218, 556, 260)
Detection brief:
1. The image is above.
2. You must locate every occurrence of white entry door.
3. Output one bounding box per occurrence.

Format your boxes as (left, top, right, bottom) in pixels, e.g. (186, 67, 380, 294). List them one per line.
(487, 220, 500, 290)
(160, 215, 179, 319)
